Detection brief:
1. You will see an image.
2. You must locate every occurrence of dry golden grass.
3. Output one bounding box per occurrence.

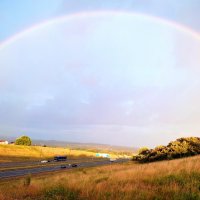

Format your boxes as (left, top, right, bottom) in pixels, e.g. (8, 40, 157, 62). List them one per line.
(0, 155, 200, 200)
(0, 144, 99, 162)
(0, 144, 124, 163)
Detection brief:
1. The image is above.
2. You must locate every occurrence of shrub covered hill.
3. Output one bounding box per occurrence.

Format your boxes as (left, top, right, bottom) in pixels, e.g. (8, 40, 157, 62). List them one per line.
(134, 137, 200, 162)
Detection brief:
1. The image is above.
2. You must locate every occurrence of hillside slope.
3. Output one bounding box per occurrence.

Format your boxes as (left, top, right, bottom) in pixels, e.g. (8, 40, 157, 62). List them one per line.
(0, 145, 95, 162)
(0, 155, 199, 200)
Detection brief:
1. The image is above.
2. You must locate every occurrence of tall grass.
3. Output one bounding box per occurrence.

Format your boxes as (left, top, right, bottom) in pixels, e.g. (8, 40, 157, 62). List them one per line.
(0, 155, 199, 200)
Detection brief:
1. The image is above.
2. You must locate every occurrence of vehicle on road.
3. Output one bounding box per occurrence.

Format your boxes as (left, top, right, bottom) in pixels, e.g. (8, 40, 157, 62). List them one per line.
(60, 165, 67, 169)
(110, 158, 116, 162)
(41, 160, 49, 163)
(0, 159, 128, 179)
(54, 156, 67, 162)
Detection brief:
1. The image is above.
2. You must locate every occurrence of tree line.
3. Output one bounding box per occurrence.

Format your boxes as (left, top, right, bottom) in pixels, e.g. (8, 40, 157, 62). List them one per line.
(133, 137, 200, 162)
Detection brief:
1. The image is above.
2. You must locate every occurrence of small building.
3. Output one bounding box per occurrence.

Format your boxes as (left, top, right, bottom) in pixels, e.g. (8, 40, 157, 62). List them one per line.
(0, 140, 8, 145)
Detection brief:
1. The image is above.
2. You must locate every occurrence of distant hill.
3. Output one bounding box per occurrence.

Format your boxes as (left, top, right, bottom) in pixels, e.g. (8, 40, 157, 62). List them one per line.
(32, 139, 137, 154)
(0, 135, 137, 154)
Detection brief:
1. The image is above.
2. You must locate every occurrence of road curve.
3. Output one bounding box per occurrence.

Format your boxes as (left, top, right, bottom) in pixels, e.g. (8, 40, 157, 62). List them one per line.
(0, 159, 128, 179)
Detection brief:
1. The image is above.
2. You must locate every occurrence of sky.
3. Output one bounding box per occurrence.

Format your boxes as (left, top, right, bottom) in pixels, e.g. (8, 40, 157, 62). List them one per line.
(0, 0, 200, 147)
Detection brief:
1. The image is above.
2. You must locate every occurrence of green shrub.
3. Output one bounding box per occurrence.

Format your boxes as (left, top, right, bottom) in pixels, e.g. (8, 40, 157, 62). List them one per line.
(15, 136, 32, 146)
(133, 137, 200, 162)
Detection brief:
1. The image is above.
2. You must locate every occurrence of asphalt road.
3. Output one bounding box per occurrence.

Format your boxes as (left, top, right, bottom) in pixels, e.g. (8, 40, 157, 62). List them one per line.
(0, 161, 45, 168)
(0, 159, 128, 179)
(0, 158, 95, 168)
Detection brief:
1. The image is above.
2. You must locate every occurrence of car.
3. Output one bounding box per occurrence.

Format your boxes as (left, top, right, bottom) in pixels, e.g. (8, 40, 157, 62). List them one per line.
(109, 158, 116, 162)
(71, 164, 78, 167)
(54, 156, 67, 162)
(41, 160, 48, 163)
(60, 165, 67, 169)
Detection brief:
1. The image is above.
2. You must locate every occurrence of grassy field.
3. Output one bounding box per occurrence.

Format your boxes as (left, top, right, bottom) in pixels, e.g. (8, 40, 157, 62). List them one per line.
(0, 144, 100, 162)
(0, 155, 199, 200)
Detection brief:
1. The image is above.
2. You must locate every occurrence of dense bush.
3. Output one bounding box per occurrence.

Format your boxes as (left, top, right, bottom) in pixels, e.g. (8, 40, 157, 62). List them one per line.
(15, 135, 32, 146)
(133, 137, 200, 162)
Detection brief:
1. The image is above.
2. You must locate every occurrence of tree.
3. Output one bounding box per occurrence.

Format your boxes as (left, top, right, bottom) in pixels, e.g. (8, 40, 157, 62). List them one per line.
(15, 136, 32, 146)
(133, 137, 200, 163)
(138, 147, 149, 155)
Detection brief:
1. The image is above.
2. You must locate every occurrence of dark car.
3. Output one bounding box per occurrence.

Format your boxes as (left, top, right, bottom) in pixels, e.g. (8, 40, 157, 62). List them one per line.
(60, 165, 67, 169)
(71, 164, 77, 167)
(54, 156, 67, 162)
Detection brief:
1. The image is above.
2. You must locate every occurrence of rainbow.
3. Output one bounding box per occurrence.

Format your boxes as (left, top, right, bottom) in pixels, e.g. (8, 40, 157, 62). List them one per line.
(1, 10, 200, 51)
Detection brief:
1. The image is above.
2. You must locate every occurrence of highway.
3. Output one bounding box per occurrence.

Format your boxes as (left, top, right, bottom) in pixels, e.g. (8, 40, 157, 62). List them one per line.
(0, 158, 100, 168)
(0, 159, 128, 179)
(0, 161, 43, 168)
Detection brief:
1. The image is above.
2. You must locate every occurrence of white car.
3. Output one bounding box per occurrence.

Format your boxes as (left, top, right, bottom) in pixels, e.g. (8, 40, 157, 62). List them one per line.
(110, 158, 116, 162)
(41, 160, 48, 163)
